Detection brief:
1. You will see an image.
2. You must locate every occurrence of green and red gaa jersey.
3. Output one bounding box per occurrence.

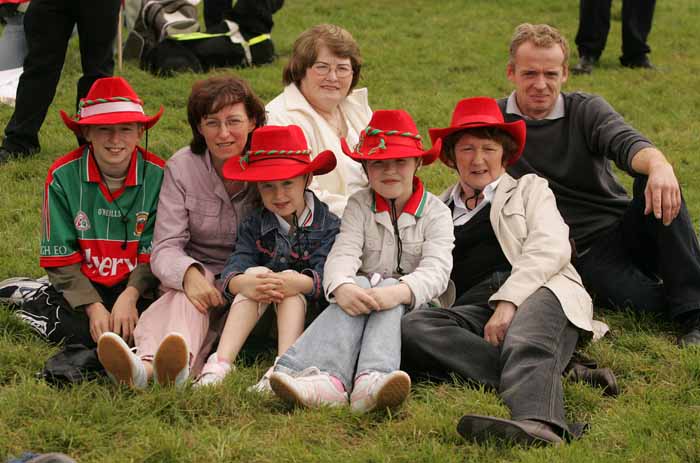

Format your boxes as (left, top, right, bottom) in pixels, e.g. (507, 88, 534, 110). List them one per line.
(40, 145, 165, 287)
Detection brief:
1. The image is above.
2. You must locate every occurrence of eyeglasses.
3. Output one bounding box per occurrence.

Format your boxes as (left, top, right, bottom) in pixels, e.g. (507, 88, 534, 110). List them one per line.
(310, 61, 353, 78)
(201, 117, 249, 132)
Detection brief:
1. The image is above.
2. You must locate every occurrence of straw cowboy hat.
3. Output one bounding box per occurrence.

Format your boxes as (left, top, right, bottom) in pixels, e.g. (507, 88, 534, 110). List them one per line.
(60, 76, 163, 136)
(222, 125, 336, 182)
(341, 109, 438, 165)
(428, 97, 526, 166)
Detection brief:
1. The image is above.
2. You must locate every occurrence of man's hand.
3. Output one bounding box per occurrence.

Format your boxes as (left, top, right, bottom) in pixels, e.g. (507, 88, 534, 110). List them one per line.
(183, 265, 225, 314)
(111, 286, 140, 344)
(484, 301, 517, 347)
(333, 283, 380, 316)
(85, 302, 111, 343)
(366, 283, 412, 310)
(644, 159, 681, 226)
(631, 147, 681, 226)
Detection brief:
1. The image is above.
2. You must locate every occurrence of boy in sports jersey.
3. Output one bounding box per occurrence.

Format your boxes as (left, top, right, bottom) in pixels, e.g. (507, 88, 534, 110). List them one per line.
(13, 76, 165, 348)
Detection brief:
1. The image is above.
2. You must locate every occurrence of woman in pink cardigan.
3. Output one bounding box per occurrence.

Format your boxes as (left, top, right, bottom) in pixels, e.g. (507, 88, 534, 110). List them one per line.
(97, 75, 265, 389)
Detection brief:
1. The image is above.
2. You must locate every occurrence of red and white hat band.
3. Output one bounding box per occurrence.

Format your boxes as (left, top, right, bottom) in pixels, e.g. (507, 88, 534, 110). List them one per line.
(80, 101, 145, 118)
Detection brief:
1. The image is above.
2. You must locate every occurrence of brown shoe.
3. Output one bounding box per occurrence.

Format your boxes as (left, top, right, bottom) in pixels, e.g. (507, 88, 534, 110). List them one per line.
(568, 363, 619, 397)
(457, 415, 564, 446)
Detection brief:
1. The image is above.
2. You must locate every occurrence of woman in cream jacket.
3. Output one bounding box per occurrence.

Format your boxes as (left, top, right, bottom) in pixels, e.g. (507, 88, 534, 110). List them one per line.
(266, 24, 372, 216)
(402, 97, 594, 447)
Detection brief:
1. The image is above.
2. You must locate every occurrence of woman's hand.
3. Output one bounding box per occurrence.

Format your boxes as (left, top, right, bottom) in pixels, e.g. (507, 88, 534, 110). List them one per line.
(85, 302, 112, 343)
(365, 283, 412, 311)
(333, 283, 380, 316)
(484, 301, 517, 347)
(183, 265, 225, 314)
(111, 287, 140, 344)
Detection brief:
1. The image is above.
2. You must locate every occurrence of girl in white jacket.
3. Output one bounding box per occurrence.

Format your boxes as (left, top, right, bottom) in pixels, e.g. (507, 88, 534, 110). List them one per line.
(268, 110, 454, 413)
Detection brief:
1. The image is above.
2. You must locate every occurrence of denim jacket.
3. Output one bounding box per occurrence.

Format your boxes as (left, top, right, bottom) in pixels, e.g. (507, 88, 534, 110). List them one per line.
(219, 190, 341, 302)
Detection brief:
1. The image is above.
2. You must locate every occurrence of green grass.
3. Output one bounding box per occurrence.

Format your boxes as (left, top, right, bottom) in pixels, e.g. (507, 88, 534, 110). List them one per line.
(2, 0, 700, 461)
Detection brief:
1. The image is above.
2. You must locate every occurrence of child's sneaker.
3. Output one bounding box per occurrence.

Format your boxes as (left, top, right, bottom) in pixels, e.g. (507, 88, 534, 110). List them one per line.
(194, 353, 233, 387)
(97, 332, 147, 389)
(0, 276, 49, 305)
(350, 370, 411, 413)
(248, 364, 275, 394)
(269, 367, 348, 408)
(153, 332, 189, 387)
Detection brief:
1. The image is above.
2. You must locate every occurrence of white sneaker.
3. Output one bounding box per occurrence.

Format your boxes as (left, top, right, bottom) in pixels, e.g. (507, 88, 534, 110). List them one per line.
(269, 367, 348, 408)
(0, 276, 49, 305)
(350, 370, 411, 413)
(97, 332, 147, 389)
(248, 364, 275, 394)
(153, 332, 190, 387)
(194, 353, 233, 387)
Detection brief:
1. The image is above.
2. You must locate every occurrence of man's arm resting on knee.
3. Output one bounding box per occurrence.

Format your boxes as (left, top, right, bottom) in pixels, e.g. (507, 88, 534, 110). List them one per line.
(630, 147, 682, 226)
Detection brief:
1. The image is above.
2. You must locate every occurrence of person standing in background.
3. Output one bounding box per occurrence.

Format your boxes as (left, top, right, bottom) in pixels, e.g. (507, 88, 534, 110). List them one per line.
(572, 0, 656, 74)
(0, 0, 120, 163)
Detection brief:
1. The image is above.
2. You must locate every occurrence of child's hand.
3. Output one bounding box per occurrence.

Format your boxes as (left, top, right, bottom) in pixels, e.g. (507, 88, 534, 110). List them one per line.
(271, 271, 313, 298)
(111, 286, 140, 344)
(333, 283, 380, 316)
(85, 302, 112, 343)
(365, 283, 412, 311)
(183, 265, 225, 313)
(232, 273, 284, 303)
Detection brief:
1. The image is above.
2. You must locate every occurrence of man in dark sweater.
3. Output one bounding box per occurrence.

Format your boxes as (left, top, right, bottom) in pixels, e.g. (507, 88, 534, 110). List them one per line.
(499, 23, 700, 346)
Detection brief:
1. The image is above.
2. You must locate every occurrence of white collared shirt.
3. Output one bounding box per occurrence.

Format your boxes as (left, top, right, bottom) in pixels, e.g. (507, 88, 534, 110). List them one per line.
(275, 190, 315, 234)
(451, 177, 502, 226)
(506, 91, 565, 120)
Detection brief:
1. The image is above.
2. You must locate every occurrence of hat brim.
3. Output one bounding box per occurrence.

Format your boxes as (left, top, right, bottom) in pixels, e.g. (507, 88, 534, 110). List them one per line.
(60, 106, 164, 136)
(340, 138, 438, 165)
(222, 149, 337, 182)
(428, 119, 526, 167)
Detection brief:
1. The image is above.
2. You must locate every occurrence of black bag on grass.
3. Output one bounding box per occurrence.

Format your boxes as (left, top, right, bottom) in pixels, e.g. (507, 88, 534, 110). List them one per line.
(40, 344, 104, 386)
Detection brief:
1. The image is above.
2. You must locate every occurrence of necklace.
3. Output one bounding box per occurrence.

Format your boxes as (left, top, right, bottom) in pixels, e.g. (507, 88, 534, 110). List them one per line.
(91, 148, 145, 250)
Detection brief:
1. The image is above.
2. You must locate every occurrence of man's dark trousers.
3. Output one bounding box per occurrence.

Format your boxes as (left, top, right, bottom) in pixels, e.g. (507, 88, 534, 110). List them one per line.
(2, 0, 120, 154)
(575, 0, 656, 64)
(574, 176, 700, 323)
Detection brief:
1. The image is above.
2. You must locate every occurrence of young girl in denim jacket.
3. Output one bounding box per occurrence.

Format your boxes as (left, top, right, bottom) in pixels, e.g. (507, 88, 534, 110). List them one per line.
(195, 125, 341, 390)
(269, 110, 454, 413)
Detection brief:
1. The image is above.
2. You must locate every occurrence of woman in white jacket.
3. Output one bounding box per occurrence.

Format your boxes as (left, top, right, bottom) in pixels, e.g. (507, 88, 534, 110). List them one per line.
(266, 24, 372, 216)
(402, 97, 594, 447)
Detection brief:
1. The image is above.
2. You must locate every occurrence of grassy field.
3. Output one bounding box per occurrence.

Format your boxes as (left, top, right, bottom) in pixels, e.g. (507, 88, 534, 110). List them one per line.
(1, 0, 700, 461)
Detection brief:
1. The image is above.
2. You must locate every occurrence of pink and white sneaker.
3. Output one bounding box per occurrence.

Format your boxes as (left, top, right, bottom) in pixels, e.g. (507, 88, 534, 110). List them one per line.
(269, 367, 348, 408)
(194, 353, 234, 387)
(350, 370, 411, 413)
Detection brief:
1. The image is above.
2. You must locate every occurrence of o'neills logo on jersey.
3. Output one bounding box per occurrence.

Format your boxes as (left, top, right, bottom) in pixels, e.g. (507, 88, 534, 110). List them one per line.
(74, 210, 90, 231)
(135, 211, 149, 237)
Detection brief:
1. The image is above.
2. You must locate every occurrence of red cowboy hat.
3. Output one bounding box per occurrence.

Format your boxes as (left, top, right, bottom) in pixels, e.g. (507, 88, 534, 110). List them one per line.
(341, 110, 438, 165)
(222, 125, 336, 182)
(60, 77, 163, 136)
(428, 97, 526, 166)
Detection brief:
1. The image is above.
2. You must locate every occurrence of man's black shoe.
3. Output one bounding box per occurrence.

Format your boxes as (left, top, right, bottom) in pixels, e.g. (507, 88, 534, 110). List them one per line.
(0, 145, 39, 164)
(572, 55, 598, 75)
(621, 56, 655, 69)
(678, 312, 700, 347)
(567, 363, 619, 396)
